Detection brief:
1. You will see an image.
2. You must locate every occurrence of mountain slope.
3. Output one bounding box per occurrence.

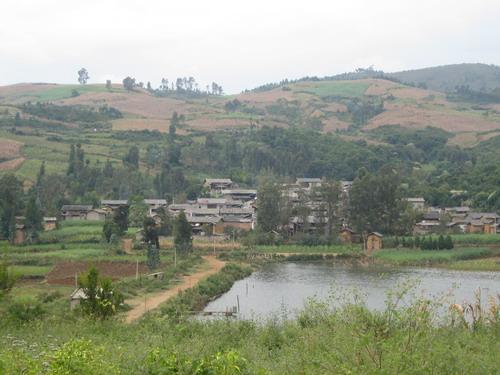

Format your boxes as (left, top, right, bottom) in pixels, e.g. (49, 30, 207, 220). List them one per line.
(389, 63, 500, 92)
(1, 75, 500, 147)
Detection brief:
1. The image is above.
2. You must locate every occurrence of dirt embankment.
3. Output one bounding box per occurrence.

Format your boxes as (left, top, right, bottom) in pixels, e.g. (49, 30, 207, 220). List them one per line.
(125, 256, 226, 323)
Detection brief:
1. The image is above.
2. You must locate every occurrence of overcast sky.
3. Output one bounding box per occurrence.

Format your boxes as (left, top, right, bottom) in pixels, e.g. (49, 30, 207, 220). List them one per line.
(1, 0, 499, 93)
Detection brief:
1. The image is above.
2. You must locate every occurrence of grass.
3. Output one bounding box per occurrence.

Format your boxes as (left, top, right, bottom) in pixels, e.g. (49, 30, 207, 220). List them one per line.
(446, 257, 500, 271)
(294, 80, 370, 98)
(374, 247, 494, 266)
(450, 234, 500, 245)
(38, 221, 104, 243)
(17, 84, 126, 102)
(0, 282, 498, 374)
(255, 244, 363, 255)
(9, 265, 52, 277)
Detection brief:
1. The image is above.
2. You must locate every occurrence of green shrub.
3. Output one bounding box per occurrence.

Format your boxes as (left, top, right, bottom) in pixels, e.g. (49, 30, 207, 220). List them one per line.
(146, 349, 248, 375)
(7, 298, 45, 323)
(49, 339, 120, 375)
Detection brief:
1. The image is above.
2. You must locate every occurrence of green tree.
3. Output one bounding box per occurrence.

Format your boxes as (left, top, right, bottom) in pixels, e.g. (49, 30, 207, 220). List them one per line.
(24, 195, 43, 244)
(350, 167, 409, 238)
(257, 176, 283, 233)
(123, 146, 140, 169)
(78, 267, 123, 319)
(122, 76, 136, 91)
(146, 243, 160, 271)
(317, 180, 341, 238)
(0, 253, 16, 300)
(0, 174, 22, 240)
(77, 68, 89, 84)
(168, 112, 181, 142)
(14, 112, 21, 126)
(445, 235, 454, 249)
(128, 196, 148, 227)
(102, 220, 121, 243)
(143, 216, 160, 248)
(113, 205, 129, 234)
(173, 211, 192, 254)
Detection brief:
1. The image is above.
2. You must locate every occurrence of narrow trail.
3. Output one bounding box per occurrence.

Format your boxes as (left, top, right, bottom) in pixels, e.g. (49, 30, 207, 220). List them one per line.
(124, 256, 226, 323)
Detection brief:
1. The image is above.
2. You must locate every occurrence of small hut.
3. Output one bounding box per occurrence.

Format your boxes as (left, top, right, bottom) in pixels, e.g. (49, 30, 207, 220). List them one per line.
(43, 217, 57, 231)
(70, 288, 87, 310)
(365, 232, 383, 254)
(13, 224, 26, 245)
(339, 227, 355, 244)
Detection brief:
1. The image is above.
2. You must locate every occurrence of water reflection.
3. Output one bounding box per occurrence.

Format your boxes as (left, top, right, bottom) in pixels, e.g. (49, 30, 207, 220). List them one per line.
(204, 262, 500, 320)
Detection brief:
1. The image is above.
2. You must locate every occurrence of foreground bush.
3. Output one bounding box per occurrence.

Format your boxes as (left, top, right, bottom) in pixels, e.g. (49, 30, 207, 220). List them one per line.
(0, 281, 498, 374)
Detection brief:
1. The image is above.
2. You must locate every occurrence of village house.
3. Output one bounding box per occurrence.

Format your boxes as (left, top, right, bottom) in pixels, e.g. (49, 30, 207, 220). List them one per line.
(187, 216, 222, 235)
(195, 198, 244, 209)
(464, 213, 499, 234)
(100, 200, 128, 211)
(414, 211, 441, 234)
(86, 209, 107, 221)
(144, 199, 167, 216)
(295, 178, 322, 190)
(43, 217, 57, 231)
(220, 189, 257, 202)
(204, 178, 233, 192)
(216, 216, 254, 233)
(365, 232, 383, 253)
(60, 205, 93, 220)
(405, 197, 426, 211)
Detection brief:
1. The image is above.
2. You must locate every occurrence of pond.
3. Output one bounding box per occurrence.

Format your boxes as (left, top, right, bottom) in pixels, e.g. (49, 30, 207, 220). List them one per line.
(204, 262, 500, 319)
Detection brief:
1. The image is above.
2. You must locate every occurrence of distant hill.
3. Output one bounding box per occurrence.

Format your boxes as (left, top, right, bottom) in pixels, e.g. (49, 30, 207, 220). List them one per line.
(389, 63, 500, 92)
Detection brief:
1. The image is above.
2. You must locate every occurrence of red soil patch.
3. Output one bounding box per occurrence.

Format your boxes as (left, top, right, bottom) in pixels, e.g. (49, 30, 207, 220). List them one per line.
(46, 261, 149, 285)
(112, 118, 170, 132)
(324, 102, 348, 113)
(0, 138, 23, 159)
(186, 117, 253, 130)
(57, 91, 194, 120)
(0, 157, 25, 171)
(322, 117, 349, 132)
(0, 83, 59, 103)
(450, 130, 500, 147)
(364, 79, 399, 96)
(367, 102, 500, 132)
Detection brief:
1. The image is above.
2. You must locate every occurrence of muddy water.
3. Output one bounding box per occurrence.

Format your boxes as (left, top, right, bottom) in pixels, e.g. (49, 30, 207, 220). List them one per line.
(204, 262, 500, 319)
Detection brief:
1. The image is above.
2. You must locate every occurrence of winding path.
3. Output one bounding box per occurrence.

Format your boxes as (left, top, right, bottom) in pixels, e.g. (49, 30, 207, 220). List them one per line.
(124, 256, 226, 323)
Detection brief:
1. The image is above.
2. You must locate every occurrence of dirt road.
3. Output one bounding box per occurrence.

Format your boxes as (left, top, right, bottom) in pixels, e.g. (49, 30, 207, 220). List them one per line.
(124, 256, 226, 323)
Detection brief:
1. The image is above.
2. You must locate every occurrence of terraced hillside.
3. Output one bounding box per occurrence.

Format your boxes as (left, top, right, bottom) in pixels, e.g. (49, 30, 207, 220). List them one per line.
(1, 73, 500, 181)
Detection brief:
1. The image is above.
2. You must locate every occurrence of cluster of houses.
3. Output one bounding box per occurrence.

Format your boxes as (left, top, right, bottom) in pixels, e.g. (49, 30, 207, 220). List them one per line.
(57, 179, 257, 237)
(13, 178, 496, 250)
(413, 204, 498, 235)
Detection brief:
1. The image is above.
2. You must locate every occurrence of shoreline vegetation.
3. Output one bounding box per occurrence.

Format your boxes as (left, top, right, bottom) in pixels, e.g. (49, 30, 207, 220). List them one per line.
(1, 221, 499, 373)
(1, 280, 498, 373)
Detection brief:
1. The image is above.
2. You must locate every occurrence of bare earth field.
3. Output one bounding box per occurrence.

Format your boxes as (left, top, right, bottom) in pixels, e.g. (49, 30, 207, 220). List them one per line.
(0, 138, 23, 159)
(46, 261, 149, 285)
(57, 91, 192, 119)
(0, 157, 25, 171)
(367, 102, 500, 132)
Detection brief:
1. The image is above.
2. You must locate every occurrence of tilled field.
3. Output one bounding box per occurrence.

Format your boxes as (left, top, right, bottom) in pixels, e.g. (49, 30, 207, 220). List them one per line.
(46, 261, 149, 285)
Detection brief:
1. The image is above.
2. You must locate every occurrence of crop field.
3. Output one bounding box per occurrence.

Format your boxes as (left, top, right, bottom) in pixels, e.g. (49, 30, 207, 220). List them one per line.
(366, 102, 500, 132)
(293, 80, 370, 98)
(373, 247, 494, 266)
